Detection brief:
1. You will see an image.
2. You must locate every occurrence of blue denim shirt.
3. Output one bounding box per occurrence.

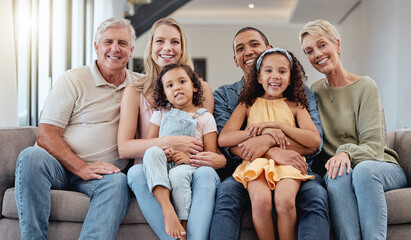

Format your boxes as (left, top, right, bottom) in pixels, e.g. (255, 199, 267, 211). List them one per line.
(213, 77, 323, 180)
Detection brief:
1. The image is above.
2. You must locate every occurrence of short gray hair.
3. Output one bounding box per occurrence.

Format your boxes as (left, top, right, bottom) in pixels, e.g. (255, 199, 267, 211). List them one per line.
(94, 18, 136, 46)
(299, 19, 340, 45)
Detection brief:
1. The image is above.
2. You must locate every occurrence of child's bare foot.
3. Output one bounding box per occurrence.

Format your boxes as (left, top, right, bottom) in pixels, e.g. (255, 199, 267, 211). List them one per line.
(162, 207, 186, 239)
(180, 220, 187, 240)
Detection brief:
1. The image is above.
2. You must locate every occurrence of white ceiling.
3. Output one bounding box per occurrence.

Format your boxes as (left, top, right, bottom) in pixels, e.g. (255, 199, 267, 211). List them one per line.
(171, 0, 361, 26)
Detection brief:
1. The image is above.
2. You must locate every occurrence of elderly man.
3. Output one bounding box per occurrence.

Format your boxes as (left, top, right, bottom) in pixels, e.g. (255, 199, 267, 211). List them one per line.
(15, 18, 142, 239)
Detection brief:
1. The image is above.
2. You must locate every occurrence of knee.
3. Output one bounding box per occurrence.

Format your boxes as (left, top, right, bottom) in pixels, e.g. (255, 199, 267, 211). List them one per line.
(298, 180, 328, 211)
(193, 166, 219, 187)
(127, 164, 144, 184)
(275, 192, 295, 216)
(325, 171, 352, 194)
(352, 161, 379, 186)
(16, 146, 53, 178)
(102, 173, 129, 196)
(216, 177, 244, 199)
(143, 146, 164, 162)
(251, 194, 272, 217)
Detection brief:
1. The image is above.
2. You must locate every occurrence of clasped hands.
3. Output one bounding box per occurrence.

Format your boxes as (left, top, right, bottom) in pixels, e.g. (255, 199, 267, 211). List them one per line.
(164, 148, 190, 165)
(238, 123, 307, 174)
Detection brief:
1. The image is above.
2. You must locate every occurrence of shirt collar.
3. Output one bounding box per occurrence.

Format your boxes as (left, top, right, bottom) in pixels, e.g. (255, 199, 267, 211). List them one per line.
(90, 60, 131, 90)
(228, 76, 245, 95)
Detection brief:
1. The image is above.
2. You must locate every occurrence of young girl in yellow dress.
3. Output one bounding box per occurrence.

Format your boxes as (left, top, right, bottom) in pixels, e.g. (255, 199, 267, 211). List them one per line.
(218, 48, 321, 240)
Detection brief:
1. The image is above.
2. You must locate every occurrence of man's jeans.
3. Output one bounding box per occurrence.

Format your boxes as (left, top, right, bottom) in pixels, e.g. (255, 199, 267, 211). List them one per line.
(210, 173, 329, 240)
(325, 160, 407, 240)
(15, 146, 130, 240)
(128, 163, 220, 240)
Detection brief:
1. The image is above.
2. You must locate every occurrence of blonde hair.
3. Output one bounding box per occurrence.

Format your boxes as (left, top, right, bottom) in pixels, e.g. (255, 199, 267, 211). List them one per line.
(134, 18, 194, 94)
(299, 19, 341, 45)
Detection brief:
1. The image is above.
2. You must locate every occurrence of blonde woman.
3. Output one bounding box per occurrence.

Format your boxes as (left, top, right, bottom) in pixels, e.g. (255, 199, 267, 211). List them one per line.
(118, 18, 224, 239)
(300, 19, 407, 239)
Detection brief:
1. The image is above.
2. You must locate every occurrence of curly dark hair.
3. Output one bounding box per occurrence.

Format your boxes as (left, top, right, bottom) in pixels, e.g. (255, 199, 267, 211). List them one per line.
(238, 49, 308, 108)
(154, 63, 204, 109)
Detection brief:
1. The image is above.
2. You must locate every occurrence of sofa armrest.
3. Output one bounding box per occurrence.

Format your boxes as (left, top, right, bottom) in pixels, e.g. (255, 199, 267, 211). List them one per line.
(0, 127, 38, 218)
(393, 129, 411, 187)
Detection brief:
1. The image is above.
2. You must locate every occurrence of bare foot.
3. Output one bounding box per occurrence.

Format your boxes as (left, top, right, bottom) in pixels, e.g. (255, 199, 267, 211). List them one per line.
(180, 220, 187, 240)
(162, 207, 186, 239)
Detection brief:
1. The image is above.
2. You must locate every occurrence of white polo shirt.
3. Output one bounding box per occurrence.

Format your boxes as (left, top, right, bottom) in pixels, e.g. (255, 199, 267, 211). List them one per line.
(40, 60, 143, 170)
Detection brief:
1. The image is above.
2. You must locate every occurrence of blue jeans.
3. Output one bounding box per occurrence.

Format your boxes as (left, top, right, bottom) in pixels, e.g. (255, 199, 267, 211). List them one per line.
(210, 173, 329, 240)
(14, 146, 130, 240)
(128, 163, 220, 240)
(325, 160, 407, 240)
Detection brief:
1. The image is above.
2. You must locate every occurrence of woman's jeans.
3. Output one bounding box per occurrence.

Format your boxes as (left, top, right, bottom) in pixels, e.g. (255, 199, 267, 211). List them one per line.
(325, 160, 407, 240)
(14, 146, 130, 240)
(128, 164, 220, 240)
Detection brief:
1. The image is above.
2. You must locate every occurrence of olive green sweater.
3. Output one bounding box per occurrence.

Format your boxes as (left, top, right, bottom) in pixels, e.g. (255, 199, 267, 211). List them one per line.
(310, 76, 398, 166)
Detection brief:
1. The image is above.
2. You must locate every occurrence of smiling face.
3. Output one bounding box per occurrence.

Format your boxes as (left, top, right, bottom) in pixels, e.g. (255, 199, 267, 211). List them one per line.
(234, 30, 271, 76)
(94, 26, 134, 74)
(151, 24, 182, 70)
(301, 34, 341, 75)
(258, 53, 291, 100)
(162, 67, 197, 111)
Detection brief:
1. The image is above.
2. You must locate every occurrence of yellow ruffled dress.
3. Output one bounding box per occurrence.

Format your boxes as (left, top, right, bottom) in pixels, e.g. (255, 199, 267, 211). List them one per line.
(233, 98, 314, 190)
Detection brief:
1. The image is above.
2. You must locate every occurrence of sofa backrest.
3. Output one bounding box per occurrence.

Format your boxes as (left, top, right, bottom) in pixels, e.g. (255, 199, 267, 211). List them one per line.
(390, 129, 411, 187)
(0, 127, 38, 218)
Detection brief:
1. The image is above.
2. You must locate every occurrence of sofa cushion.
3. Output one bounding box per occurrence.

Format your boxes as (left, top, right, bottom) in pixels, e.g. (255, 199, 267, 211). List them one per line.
(386, 188, 411, 224)
(3, 188, 147, 224)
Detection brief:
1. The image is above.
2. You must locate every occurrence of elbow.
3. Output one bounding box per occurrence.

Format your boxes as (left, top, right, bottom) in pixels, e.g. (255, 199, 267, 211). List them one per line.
(305, 147, 317, 156)
(117, 142, 129, 159)
(305, 136, 321, 155)
(312, 136, 321, 150)
(218, 136, 228, 148)
(36, 126, 49, 149)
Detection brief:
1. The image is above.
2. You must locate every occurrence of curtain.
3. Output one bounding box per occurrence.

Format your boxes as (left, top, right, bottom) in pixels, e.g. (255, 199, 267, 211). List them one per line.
(0, 0, 18, 127)
(12, 0, 123, 126)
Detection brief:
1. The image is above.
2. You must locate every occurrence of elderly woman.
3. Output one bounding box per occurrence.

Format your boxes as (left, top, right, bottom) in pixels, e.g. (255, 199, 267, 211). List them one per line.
(299, 19, 407, 239)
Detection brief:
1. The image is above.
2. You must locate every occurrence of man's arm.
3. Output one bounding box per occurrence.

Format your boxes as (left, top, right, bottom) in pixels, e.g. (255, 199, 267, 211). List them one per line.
(37, 123, 120, 181)
(213, 86, 241, 161)
(305, 85, 323, 157)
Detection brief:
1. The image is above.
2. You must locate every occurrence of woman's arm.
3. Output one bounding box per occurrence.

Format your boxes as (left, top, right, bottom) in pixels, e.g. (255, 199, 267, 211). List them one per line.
(118, 86, 203, 159)
(218, 104, 250, 147)
(201, 80, 214, 114)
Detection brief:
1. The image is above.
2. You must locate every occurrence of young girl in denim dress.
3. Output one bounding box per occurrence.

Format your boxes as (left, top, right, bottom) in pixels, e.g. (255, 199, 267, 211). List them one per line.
(218, 48, 321, 240)
(143, 63, 217, 240)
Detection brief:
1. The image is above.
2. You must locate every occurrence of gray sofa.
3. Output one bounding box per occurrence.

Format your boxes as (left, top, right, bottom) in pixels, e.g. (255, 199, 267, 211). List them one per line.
(1, 127, 410, 239)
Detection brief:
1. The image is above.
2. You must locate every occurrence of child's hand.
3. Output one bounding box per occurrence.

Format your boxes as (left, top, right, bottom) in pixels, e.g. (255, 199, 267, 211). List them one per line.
(246, 122, 269, 136)
(164, 148, 175, 162)
(172, 150, 191, 165)
(262, 128, 288, 149)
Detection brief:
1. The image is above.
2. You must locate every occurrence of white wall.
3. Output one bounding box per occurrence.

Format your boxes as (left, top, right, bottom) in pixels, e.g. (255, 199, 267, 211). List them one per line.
(340, 0, 411, 130)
